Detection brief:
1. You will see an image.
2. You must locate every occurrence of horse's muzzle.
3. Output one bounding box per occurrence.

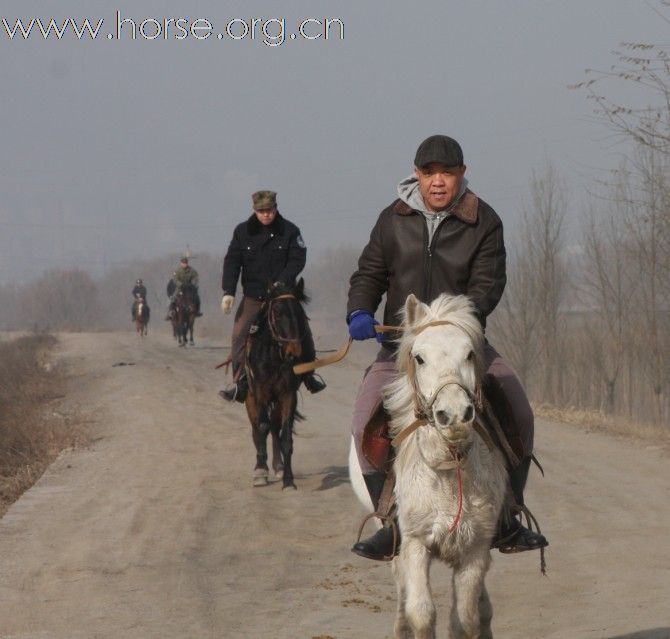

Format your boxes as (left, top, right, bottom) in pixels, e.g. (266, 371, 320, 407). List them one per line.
(434, 404, 474, 427)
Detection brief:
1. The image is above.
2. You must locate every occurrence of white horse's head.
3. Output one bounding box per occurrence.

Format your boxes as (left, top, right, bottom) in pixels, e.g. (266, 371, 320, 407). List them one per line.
(397, 294, 485, 444)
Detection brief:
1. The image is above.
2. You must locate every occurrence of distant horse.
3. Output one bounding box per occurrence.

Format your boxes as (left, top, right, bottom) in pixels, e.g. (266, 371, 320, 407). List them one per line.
(172, 284, 198, 346)
(134, 296, 150, 337)
(350, 294, 508, 639)
(244, 279, 309, 490)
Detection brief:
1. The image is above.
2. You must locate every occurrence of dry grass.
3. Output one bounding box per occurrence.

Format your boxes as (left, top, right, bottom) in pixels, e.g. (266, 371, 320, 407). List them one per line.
(0, 334, 85, 516)
(533, 402, 670, 447)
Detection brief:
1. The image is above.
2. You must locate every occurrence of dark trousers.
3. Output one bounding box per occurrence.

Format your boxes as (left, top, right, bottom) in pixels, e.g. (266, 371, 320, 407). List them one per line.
(231, 297, 265, 375)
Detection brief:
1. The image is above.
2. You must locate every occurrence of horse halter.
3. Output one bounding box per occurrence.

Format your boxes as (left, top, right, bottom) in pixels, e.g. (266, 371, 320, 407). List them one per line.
(391, 319, 483, 449)
(267, 293, 304, 344)
(404, 319, 482, 422)
(406, 356, 477, 426)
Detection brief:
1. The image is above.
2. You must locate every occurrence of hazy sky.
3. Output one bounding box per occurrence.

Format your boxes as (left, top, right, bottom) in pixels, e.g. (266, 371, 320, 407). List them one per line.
(0, 0, 666, 282)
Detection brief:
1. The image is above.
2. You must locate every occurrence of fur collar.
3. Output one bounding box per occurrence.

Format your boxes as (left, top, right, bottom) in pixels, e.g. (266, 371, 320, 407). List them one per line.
(392, 189, 479, 224)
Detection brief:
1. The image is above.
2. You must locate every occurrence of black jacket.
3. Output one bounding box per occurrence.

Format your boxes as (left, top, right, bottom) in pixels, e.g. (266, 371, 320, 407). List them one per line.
(222, 213, 306, 299)
(132, 285, 147, 299)
(347, 190, 506, 337)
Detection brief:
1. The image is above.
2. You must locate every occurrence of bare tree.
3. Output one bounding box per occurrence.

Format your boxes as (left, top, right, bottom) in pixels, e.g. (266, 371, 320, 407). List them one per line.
(570, 1, 670, 156)
(488, 241, 541, 391)
(581, 199, 635, 414)
(624, 145, 670, 422)
(488, 162, 568, 405)
(526, 162, 568, 404)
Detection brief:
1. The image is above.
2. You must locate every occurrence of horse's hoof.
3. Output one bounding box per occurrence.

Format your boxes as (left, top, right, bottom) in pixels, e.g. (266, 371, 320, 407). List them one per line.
(282, 482, 297, 490)
(253, 468, 269, 487)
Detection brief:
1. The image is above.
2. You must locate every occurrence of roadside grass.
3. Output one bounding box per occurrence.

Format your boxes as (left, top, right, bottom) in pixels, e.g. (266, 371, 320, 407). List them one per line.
(0, 334, 84, 517)
(533, 403, 670, 447)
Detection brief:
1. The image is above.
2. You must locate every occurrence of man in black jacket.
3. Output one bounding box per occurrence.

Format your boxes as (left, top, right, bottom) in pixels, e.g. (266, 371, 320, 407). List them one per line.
(347, 135, 547, 560)
(219, 190, 326, 402)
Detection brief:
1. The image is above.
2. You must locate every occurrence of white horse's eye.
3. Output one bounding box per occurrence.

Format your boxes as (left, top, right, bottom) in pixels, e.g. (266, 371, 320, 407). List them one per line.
(467, 350, 474, 361)
(414, 354, 425, 365)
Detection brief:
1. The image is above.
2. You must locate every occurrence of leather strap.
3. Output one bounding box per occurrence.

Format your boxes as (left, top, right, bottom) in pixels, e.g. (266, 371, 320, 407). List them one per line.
(375, 467, 396, 519)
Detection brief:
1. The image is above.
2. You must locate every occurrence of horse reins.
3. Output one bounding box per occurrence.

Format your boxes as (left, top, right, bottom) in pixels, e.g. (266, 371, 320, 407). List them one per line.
(292, 320, 456, 376)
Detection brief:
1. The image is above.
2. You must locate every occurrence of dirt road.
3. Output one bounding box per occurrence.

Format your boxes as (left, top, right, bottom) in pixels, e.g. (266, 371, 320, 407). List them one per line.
(0, 331, 668, 639)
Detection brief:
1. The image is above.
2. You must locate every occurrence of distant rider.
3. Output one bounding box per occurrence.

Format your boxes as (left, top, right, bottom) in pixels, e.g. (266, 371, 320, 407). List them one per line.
(131, 278, 148, 321)
(166, 257, 203, 319)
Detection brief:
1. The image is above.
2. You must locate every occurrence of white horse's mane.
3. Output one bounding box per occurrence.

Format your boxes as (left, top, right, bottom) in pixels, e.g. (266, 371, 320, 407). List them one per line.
(384, 294, 485, 436)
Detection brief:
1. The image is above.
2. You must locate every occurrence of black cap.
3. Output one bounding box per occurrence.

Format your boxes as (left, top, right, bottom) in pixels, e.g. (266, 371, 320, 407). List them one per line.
(414, 135, 464, 168)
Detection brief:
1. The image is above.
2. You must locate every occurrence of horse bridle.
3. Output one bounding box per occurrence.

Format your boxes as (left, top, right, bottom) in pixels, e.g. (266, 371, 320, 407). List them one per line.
(391, 320, 483, 448)
(267, 293, 304, 344)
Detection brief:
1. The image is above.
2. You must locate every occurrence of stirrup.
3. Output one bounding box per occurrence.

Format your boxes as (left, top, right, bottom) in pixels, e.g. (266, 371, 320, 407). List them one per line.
(493, 504, 548, 574)
(352, 512, 399, 562)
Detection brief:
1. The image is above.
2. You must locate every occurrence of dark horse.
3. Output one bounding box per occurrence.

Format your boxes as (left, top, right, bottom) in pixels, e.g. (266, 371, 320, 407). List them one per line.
(172, 284, 198, 346)
(244, 279, 310, 490)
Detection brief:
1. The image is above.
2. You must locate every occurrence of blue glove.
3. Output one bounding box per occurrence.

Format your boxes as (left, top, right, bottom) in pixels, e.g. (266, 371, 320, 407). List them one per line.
(348, 310, 381, 341)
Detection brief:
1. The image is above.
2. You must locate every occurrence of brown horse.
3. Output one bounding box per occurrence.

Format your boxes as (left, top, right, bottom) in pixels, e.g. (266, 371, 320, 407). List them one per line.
(244, 280, 309, 489)
(171, 284, 198, 346)
(134, 297, 150, 337)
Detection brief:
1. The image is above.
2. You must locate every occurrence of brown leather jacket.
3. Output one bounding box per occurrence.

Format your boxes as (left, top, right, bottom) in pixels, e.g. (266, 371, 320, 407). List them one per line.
(347, 189, 506, 341)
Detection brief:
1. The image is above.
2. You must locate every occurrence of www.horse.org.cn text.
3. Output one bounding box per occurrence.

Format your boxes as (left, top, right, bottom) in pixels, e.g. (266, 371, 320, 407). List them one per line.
(1, 13, 345, 46)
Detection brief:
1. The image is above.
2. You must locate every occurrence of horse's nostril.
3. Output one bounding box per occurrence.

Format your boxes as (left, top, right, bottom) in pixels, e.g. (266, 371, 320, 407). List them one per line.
(435, 410, 449, 425)
(462, 405, 474, 422)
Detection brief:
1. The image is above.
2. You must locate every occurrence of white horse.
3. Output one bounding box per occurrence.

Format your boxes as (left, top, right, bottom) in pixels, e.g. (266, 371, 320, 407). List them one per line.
(350, 293, 508, 639)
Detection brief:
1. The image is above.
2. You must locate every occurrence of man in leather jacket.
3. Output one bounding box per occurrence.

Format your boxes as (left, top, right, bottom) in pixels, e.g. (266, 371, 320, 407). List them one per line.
(219, 190, 326, 402)
(348, 135, 548, 561)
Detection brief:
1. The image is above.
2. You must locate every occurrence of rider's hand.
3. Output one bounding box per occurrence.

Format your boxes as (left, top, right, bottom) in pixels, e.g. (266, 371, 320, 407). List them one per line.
(221, 295, 234, 314)
(347, 310, 381, 341)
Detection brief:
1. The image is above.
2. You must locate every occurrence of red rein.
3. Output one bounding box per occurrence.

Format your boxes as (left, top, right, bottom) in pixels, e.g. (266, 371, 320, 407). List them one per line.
(448, 466, 464, 533)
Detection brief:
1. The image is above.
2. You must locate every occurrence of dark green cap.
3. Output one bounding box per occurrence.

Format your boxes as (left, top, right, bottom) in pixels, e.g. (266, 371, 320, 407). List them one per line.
(252, 190, 277, 210)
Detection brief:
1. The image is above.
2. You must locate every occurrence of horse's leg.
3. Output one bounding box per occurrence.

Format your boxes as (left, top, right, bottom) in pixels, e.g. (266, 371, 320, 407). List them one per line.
(270, 408, 283, 480)
(449, 551, 491, 639)
(400, 537, 435, 639)
(247, 396, 271, 487)
(391, 557, 413, 639)
(278, 393, 297, 489)
(189, 318, 195, 345)
(478, 584, 493, 639)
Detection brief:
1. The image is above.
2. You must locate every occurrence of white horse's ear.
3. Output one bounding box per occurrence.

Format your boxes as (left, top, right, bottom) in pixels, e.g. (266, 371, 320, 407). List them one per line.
(405, 294, 427, 326)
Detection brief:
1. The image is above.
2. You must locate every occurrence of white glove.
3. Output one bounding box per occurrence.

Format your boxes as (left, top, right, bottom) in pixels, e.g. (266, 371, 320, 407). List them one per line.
(221, 295, 235, 314)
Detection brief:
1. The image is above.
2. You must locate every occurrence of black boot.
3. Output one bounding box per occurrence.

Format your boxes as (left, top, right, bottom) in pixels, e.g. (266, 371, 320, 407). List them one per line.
(219, 372, 248, 403)
(351, 473, 400, 561)
(493, 457, 548, 553)
(303, 373, 326, 394)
